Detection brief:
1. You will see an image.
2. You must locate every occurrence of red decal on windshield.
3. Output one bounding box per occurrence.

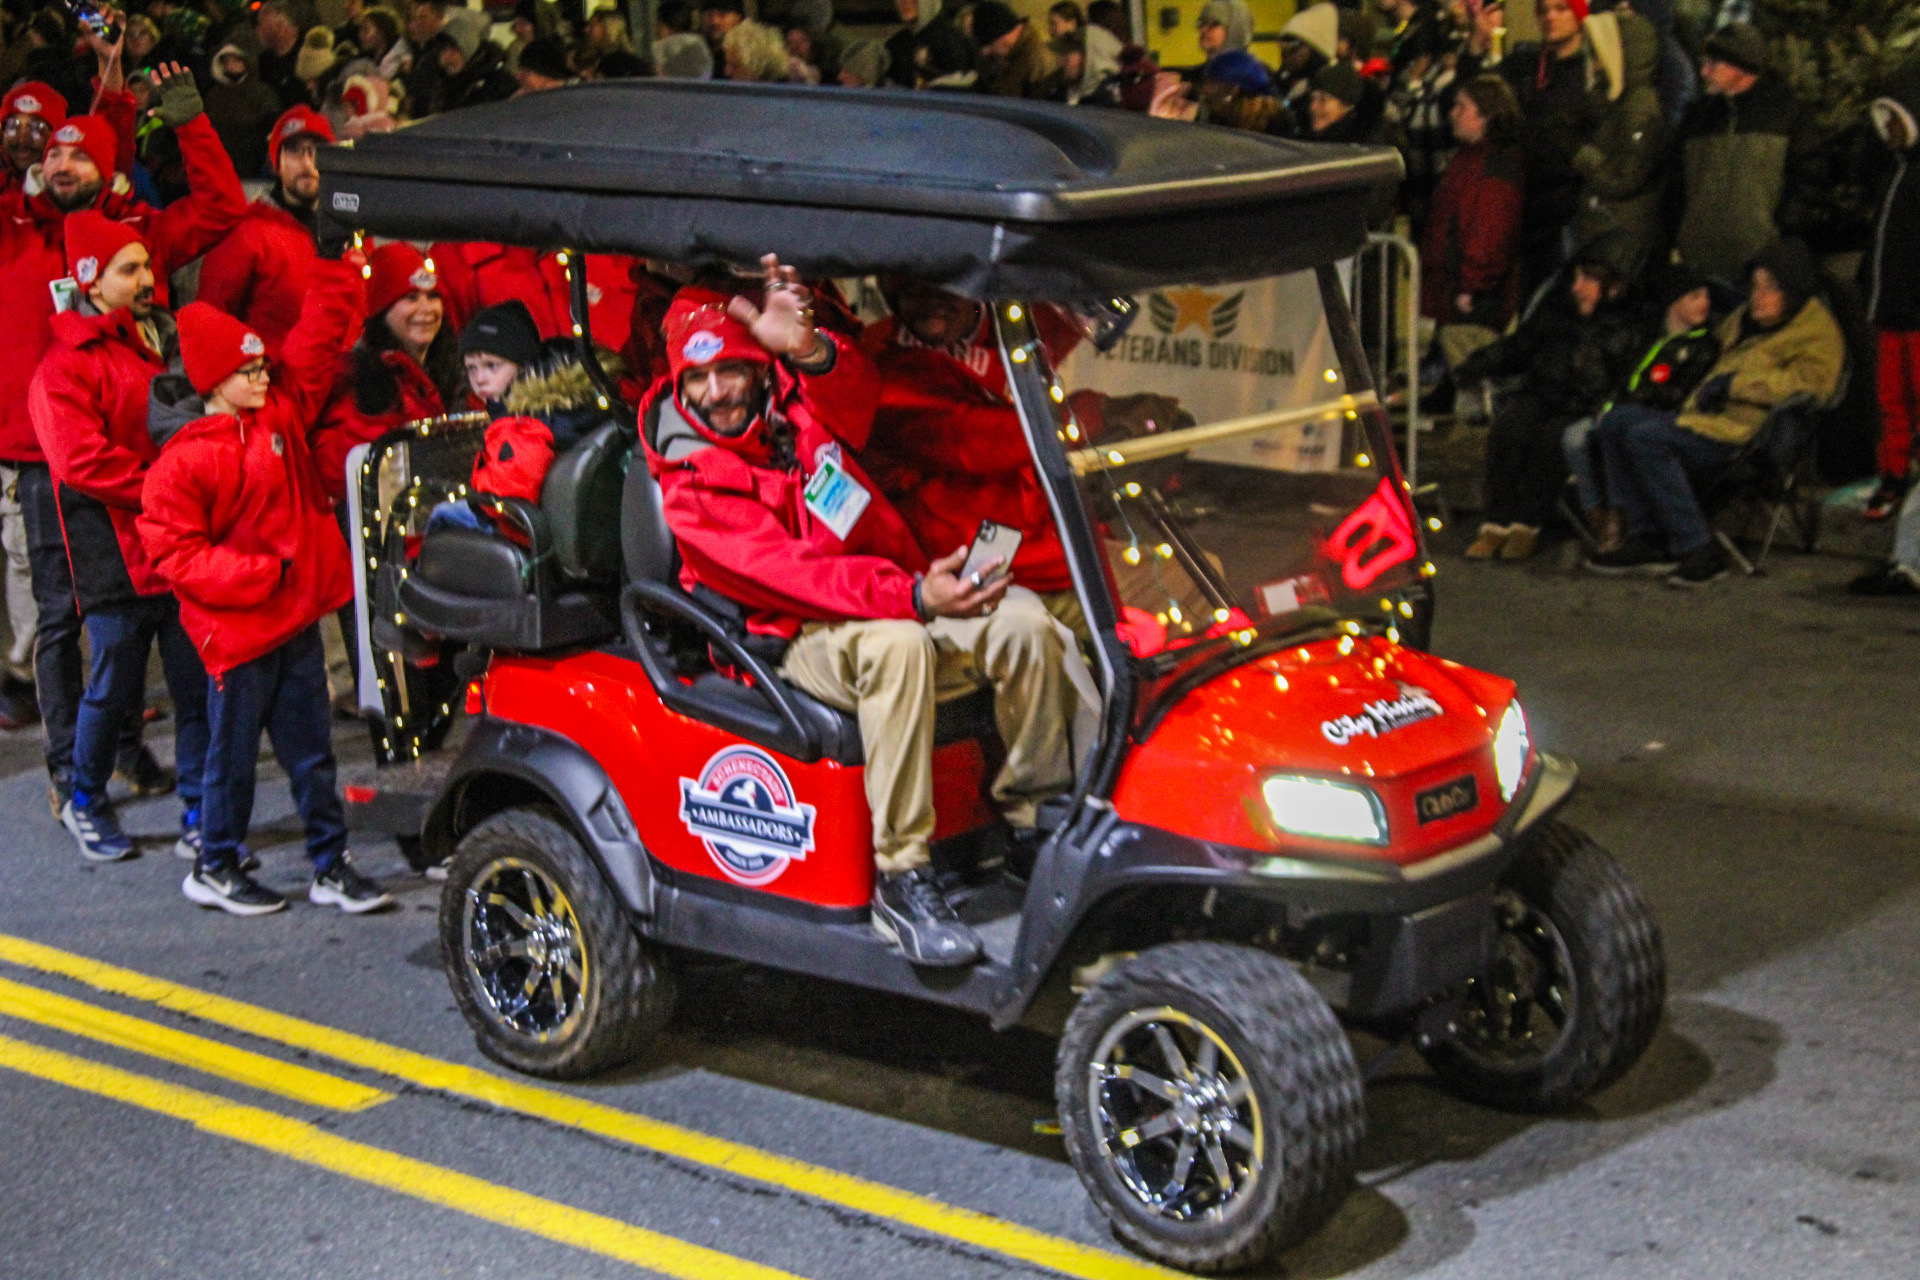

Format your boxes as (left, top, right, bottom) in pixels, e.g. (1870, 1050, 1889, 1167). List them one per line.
(1324, 479, 1416, 590)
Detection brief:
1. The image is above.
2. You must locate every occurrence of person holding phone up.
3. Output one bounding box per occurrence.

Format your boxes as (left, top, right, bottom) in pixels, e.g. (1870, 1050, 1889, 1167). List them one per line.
(642, 256, 1075, 969)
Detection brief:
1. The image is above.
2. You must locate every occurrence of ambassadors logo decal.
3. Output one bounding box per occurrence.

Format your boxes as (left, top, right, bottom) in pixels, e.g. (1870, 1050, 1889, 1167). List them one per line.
(679, 746, 816, 886)
(1320, 683, 1444, 746)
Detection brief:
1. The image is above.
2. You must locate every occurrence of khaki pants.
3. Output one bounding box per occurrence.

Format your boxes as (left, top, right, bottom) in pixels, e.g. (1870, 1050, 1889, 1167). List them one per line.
(0, 466, 35, 678)
(1438, 323, 1500, 373)
(779, 587, 1076, 875)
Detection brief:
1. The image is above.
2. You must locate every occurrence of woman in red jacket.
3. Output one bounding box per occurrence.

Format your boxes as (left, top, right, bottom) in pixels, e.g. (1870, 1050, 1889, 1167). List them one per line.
(138, 261, 393, 918)
(311, 242, 469, 506)
(1420, 74, 1526, 375)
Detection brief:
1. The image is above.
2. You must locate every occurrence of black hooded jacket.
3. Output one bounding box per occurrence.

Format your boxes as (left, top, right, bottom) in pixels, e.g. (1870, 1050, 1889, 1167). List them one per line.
(1864, 68, 1920, 331)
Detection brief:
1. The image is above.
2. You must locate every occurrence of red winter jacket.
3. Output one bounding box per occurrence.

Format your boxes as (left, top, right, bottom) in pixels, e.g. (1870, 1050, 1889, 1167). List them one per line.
(1420, 140, 1525, 328)
(641, 335, 926, 639)
(311, 326, 469, 505)
(431, 242, 654, 378)
(858, 307, 1080, 594)
(195, 193, 317, 359)
(29, 306, 175, 607)
(0, 113, 246, 465)
(137, 259, 365, 678)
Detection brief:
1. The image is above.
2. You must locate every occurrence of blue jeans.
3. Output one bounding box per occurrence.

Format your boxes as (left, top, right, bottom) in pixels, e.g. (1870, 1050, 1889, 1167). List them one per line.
(201, 624, 346, 876)
(1562, 415, 1600, 512)
(72, 596, 207, 809)
(1595, 406, 1738, 555)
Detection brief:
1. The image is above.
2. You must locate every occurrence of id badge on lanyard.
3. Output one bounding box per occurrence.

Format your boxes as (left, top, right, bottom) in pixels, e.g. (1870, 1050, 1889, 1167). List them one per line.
(801, 446, 871, 542)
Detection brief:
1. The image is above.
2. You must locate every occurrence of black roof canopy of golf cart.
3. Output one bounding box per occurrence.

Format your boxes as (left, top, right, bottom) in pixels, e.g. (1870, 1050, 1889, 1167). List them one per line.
(318, 80, 1402, 298)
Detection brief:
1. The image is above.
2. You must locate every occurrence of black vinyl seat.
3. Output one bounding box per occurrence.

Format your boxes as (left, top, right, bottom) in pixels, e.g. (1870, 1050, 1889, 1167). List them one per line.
(397, 421, 629, 650)
(617, 458, 997, 768)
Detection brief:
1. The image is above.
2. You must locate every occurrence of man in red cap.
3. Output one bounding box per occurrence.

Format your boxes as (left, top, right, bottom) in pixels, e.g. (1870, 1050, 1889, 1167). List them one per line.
(139, 253, 393, 918)
(28, 212, 212, 866)
(643, 256, 1074, 968)
(1, 61, 246, 819)
(1, 82, 66, 199)
(198, 105, 335, 357)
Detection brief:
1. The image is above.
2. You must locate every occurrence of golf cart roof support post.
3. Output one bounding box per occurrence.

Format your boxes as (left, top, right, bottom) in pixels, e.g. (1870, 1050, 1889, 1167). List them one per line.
(994, 301, 1136, 806)
(566, 251, 628, 412)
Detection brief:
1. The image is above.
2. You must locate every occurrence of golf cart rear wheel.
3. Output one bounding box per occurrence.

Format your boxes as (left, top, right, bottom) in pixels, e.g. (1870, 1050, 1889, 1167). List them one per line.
(1057, 942, 1363, 1272)
(1419, 819, 1665, 1112)
(440, 807, 674, 1079)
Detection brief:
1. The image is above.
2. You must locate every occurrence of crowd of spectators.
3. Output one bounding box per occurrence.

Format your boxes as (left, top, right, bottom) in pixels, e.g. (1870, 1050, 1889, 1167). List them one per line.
(0, 0, 1912, 904)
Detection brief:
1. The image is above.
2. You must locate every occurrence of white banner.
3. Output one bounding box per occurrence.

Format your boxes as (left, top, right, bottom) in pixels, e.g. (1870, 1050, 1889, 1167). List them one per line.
(1056, 272, 1346, 473)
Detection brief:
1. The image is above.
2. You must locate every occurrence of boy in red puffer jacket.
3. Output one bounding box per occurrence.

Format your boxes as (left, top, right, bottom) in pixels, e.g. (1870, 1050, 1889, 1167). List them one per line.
(137, 256, 393, 919)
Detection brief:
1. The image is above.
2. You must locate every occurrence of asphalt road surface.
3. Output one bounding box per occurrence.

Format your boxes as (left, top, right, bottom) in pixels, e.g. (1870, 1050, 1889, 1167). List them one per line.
(0, 547, 1915, 1280)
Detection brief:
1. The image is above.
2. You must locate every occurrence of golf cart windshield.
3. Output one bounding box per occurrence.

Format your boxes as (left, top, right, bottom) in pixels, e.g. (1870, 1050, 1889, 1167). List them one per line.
(1039, 272, 1422, 661)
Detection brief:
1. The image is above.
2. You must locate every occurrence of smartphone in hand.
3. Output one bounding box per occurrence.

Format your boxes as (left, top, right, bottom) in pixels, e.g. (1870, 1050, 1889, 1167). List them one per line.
(961, 519, 1023, 587)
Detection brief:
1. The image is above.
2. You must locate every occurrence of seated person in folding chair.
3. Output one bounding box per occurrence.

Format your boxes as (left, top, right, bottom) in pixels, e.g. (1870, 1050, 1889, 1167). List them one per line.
(1586, 240, 1843, 587)
(1564, 264, 1721, 554)
(642, 256, 1076, 969)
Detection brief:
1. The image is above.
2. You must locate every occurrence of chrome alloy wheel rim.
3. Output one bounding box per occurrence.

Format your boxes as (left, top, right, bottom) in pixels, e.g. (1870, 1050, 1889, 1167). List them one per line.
(463, 857, 588, 1042)
(1451, 888, 1577, 1066)
(1089, 1007, 1264, 1223)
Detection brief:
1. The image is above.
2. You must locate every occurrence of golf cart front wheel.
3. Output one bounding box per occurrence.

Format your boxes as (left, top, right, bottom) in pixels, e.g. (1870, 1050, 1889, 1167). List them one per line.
(1419, 819, 1665, 1112)
(1056, 942, 1363, 1272)
(440, 807, 674, 1079)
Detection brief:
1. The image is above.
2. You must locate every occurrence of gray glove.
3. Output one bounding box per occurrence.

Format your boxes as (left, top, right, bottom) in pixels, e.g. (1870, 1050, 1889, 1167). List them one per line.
(156, 73, 204, 128)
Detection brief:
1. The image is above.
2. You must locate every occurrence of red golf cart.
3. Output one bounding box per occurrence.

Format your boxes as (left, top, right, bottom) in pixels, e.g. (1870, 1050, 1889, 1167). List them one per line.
(320, 82, 1664, 1272)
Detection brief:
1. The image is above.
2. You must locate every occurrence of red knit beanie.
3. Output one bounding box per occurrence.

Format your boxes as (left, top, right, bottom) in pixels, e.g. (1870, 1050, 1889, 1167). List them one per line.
(3, 81, 66, 131)
(64, 210, 146, 289)
(364, 242, 437, 318)
(45, 114, 115, 177)
(267, 104, 334, 171)
(178, 302, 269, 396)
(663, 288, 773, 382)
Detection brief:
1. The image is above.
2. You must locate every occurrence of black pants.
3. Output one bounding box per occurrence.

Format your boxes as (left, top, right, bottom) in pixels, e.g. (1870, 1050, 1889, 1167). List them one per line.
(17, 462, 144, 782)
(1482, 395, 1577, 530)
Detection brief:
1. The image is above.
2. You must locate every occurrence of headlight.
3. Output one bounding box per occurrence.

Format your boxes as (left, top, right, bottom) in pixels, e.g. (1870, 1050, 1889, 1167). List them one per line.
(1262, 775, 1387, 844)
(1493, 701, 1531, 801)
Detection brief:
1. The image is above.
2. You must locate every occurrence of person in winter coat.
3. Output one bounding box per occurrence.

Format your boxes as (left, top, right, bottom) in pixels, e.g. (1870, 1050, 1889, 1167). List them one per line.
(1670, 23, 1820, 285)
(1568, 7, 1663, 271)
(430, 21, 517, 112)
(644, 258, 1073, 967)
(859, 282, 1084, 632)
(1457, 229, 1644, 560)
(1588, 239, 1844, 585)
(1271, 2, 1336, 136)
(885, 0, 977, 89)
(1564, 264, 1718, 548)
(2, 81, 65, 199)
(789, 0, 850, 83)
(0, 69, 245, 819)
(1421, 73, 1525, 372)
(1858, 68, 1920, 522)
(27, 214, 210, 866)
(205, 31, 284, 178)
(1305, 61, 1383, 145)
(313, 243, 468, 505)
(139, 271, 393, 917)
(196, 105, 331, 358)
(973, 2, 1057, 99)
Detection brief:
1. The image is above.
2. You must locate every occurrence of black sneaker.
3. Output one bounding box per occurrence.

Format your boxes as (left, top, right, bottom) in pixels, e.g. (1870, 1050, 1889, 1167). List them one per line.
(183, 865, 287, 916)
(61, 795, 135, 862)
(310, 857, 394, 914)
(1862, 475, 1907, 521)
(1848, 563, 1920, 597)
(871, 865, 982, 968)
(1585, 535, 1679, 576)
(1667, 542, 1730, 588)
(115, 746, 177, 798)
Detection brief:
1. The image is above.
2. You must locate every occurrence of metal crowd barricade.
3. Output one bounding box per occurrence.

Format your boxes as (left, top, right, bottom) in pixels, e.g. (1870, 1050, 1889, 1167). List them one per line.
(1351, 232, 1422, 489)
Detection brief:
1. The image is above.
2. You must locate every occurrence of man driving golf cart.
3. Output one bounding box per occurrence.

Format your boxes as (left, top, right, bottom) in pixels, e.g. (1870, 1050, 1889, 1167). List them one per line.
(641, 256, 1077, 967)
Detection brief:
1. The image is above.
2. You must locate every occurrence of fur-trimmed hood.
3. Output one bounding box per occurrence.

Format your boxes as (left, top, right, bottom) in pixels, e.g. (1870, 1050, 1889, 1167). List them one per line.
(350, 311, 465, 416)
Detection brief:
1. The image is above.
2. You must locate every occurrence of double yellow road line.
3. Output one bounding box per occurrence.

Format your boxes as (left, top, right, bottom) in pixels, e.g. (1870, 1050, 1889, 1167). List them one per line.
(0, 932, 1181, 1280)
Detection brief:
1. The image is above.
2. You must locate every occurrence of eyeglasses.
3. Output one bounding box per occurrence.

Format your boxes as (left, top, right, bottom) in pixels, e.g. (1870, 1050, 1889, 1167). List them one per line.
(2, 117, 51, 143)
(237, 363, 271, 382)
